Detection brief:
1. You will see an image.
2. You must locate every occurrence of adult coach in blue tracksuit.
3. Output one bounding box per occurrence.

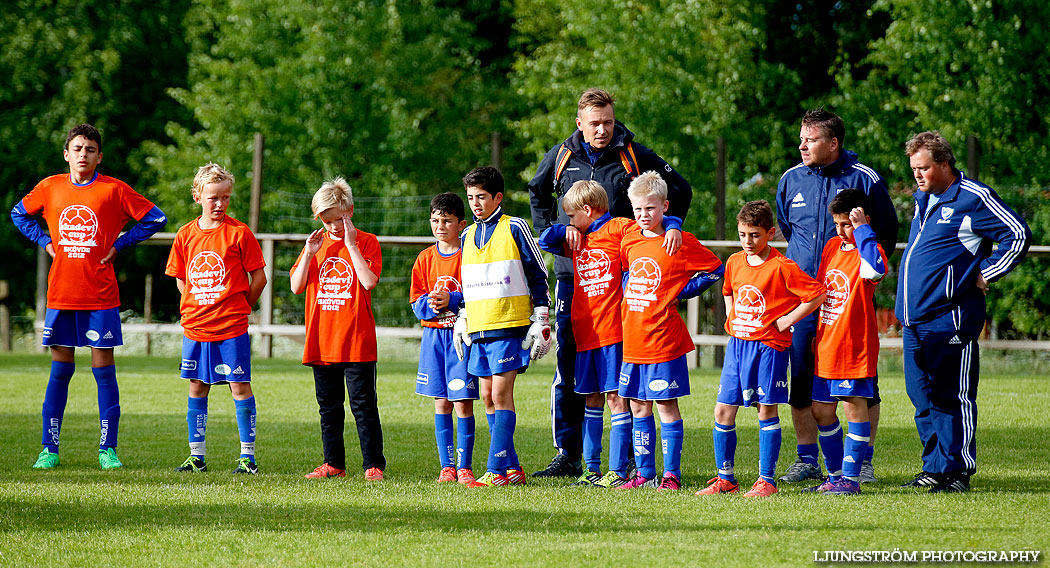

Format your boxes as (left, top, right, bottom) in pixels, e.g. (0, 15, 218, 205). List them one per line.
(775, 109, 898, 484)
(897, 131, 1030, 493)
(528, 88, 692, 478)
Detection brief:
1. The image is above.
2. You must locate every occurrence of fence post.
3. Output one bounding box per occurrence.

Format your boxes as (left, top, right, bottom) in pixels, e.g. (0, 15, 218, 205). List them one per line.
(249, 133, 264, 233)
(259, 238, 274, 358)
(36, 247, 47, 353)
(967, 135, 979, 181)
(143, 274, 153, 356)
(491, 132, 503, 172)
(0, 280, 10, 352)
(713, 136, 727, 367)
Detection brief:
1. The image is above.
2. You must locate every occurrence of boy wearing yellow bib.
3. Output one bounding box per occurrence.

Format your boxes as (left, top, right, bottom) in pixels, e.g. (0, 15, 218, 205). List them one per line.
(453, 166, 551, 487)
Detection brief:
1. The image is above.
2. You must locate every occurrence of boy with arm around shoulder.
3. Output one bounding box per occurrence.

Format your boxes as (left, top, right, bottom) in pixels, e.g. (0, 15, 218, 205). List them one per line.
(696, 200, 824, 497)
(616, 172, 724, 491)
(13, 123, 167, 470)
(166, 163, 266, 474)
(291, 177, 386, 481)
(806, 189, 888, 495)
(410, 192, 478, 484)
(453, 166, 551, 487)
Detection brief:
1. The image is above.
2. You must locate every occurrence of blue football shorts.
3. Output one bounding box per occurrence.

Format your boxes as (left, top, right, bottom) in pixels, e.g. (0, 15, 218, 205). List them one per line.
(717, 336, 789, 407)
(618, 355, 690, 401)
(575, 342, 623, 395)
(180, 332, 252, 384)
(42, 307, 122, 348)
(417, 327, 479, 401)
(467, 336, 531, 377)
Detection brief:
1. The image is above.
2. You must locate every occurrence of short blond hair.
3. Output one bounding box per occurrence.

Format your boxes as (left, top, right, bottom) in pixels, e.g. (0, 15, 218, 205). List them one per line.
(562, 180, 608, 213)
(627, 171, 667, 202)
(311, 177, 354, 218)
(192, 163, 234, 199)
(578, 88, 615, 112)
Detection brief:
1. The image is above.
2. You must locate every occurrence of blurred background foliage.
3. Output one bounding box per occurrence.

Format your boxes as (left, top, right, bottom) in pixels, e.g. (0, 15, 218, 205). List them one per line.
(2, 0, 1048, 336)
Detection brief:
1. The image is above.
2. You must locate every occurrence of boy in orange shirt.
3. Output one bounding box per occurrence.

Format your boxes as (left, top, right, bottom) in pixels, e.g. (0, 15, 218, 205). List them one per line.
(410, 192, 477, 484)
(166, 163, 267, 474)
(696, 200, 824, 497)
(291, 177, 385, 481)
(806, 189, 888, 495)
(615, 172, 723, 491)
(13, 123, 167, 470)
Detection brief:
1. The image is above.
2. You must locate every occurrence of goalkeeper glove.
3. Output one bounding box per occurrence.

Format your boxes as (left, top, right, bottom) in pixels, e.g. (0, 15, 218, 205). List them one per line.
(521, 306, 552, 360)
(452, 309, 471, 361)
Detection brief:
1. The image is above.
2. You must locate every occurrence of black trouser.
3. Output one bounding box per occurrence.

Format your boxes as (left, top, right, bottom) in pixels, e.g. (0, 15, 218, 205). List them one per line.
(311, 362, 385, 471)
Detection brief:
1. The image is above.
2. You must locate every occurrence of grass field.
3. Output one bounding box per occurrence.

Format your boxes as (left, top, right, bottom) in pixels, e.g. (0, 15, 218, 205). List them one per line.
(1, 346, 1047, 567)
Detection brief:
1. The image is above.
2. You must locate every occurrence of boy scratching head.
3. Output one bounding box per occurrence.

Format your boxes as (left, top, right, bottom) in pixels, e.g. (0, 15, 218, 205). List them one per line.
(828, 188, 871, 246)
(429, 192, 467, 248)
(63, 123, 103, 183)
(311, 176, 354, 238)
(627, 171, 669, 235)
(562, 180, 608, 231)
(192, 163, 235, 228)
(462, 166, 504, 220)
(736, 200, 777, 262)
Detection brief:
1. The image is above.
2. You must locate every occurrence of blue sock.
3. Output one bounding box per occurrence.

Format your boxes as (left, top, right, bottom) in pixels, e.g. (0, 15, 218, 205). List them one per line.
(187, 396, 208, 457)
(864, 443, 875, 462)
(41, 361, 75, 452)
(488, 409, 515, 474)
(456, 415, 475, 471)
(798, 442, 819, 467)
(582, 406, 604, 474)
(759, 417, 782, 484)
(234, 396, 257, 463)
(713, 421, 737, 482)
(486, 412, 495, 429)
(844, 421, 871, 480)
(609, 411, 632, 476)
(92, 366, 120, 450)
(632, 415, 657, 480)
(435, 413, 454, 468)
(818, 420, 844, 481)
(661, 419, 684, 480)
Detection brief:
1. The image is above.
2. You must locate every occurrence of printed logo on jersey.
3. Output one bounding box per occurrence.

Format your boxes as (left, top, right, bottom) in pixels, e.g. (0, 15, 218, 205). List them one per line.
(730, 285, 766, 336)
(820, 269, 851, 325)
(624, 257, 661, 311)
(937, 207, 954, 224)
(57, 204, 99, 258)
(576, 248, 614, 298)
(791, 192, 806, 208)
(432, 275, 461, 327)
(188, 251, 227, 305)
(317, 257, 354, 310)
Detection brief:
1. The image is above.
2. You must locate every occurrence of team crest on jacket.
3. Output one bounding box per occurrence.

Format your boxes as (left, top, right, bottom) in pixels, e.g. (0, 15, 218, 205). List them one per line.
(577, 248, 614, 298)
(318, 257, 354, 309)
(820, 269, 850, 325)
(58, 204, 99, 257)
(625, 257, 661, 310)
(937, 207, 954, 224)
(731, 285, 766, 336)
(188, 251, 227, 304)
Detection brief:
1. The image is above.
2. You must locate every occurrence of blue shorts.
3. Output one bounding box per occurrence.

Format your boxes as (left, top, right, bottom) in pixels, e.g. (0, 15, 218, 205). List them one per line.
(818, 376, 876, 400)
(468, 336, 531, 377)
(180, 332, 252, 384)
(718, 337, 789, 407)
(42, 307, 123, 348)
(417, 327, 479, 401)
(575, 343, 623, 395)
(618, 355, 690, 401)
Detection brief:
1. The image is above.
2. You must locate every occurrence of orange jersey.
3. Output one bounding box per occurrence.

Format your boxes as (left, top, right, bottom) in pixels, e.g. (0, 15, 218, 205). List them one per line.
(571, 217, 639, 351)
(814, 237, 888, 379)
(21, 174, 157, 309)
(409, 244, 462, 329)
(722, 247, 824, 351)
(620, 230, 723, 363)
(293, 230, 383, 364)
(165, 216, 266, 342)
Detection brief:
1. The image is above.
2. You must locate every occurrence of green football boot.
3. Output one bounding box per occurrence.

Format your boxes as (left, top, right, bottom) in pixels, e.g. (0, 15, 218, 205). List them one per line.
(99, 448, 123, 470)
(33, 448, 60, 469)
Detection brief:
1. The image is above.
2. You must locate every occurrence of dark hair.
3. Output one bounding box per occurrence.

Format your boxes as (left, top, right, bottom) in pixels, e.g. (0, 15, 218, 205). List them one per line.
(828, 188, 871, 216)
(737, 200, 775, 230)
(65, 124, 102, 150)
(462, 166, 504, 198)
(430, 192, 465, 221)
(905, 130, 956, 168)
(801, 108, 845, 147)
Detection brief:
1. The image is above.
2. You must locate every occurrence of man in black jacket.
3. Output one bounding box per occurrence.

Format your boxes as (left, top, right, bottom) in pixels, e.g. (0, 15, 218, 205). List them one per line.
(528, 88, 693, 477)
